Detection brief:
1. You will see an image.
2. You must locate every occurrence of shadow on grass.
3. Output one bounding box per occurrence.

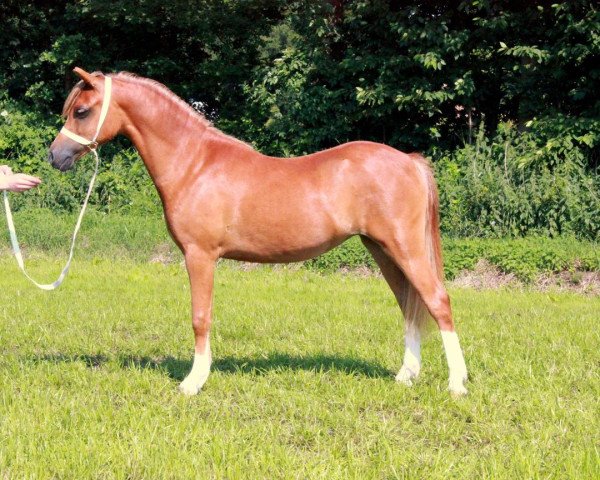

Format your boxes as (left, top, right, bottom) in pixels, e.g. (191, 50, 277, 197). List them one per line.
(28, 352, 393, 381)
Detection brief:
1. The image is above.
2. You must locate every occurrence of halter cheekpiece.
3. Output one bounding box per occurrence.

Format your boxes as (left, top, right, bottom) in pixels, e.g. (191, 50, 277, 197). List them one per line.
(60, 76, 112, 148)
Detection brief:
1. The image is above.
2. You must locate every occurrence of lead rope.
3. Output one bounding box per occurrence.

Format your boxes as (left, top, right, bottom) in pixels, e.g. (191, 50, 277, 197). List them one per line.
(2, 151, 99, 290)
(2, 76, 111, 290)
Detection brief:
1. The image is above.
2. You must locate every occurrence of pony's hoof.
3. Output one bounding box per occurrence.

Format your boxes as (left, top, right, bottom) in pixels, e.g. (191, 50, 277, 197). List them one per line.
(179, 380, 201, 395)
(449, 377, 468, 396)
(395, 365, 419, 386)
(179, 375, 208, 395)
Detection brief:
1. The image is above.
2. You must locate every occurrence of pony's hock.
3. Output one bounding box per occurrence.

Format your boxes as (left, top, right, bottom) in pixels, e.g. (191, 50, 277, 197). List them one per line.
(49, 67, 468, 396)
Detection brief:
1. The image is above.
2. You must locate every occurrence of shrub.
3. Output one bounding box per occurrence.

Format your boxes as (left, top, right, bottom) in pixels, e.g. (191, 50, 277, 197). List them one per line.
(306, 236, 598, 281)
(433, 120, 600, 240)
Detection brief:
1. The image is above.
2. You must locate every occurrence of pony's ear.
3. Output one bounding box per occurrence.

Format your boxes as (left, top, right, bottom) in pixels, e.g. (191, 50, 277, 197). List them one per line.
(73, 67, 96, 88)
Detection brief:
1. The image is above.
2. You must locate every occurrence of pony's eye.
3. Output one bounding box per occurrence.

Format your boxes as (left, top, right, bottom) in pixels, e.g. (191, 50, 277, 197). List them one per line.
(74, 107, 90, 119)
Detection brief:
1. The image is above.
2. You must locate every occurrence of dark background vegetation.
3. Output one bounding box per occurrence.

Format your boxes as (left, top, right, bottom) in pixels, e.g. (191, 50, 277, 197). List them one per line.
(0, 0, 598, 239)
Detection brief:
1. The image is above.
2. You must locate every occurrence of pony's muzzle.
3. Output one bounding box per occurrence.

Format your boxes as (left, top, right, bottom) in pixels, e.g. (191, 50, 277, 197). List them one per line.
(48, 146, 76, 172)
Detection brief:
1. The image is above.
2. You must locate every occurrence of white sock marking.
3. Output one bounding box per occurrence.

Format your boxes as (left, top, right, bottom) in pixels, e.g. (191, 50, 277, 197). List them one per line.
(179, 337, 212, 395)
(396, 326, 421, 385)
(441, 330, 468, 395)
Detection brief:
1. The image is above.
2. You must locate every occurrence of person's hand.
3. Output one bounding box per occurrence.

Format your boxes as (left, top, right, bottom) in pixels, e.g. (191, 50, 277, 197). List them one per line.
(0, 165, 13, 175)
(0, 172, 42, 192)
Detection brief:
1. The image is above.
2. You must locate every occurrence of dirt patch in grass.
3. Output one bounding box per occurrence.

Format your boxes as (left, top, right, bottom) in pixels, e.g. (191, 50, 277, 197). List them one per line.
(534, 270, 600, 296)
(450, 259, 600, 296)
(451, 260, 523, 290)
(149, 243, 179, 264)
(213, 258, 600, 295)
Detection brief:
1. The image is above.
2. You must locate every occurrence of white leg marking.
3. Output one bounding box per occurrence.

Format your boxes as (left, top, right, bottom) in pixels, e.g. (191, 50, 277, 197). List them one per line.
(396, 326, 421, 386)
(441, 330, 468, 396)
(179, 337, 212, 395)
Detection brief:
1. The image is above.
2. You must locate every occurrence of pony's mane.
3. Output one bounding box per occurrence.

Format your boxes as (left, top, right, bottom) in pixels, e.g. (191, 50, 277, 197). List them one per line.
(112, 71, 212, 128)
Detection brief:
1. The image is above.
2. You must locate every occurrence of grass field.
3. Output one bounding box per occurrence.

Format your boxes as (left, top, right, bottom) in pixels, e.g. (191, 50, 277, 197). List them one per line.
(0, 256, 599, 479)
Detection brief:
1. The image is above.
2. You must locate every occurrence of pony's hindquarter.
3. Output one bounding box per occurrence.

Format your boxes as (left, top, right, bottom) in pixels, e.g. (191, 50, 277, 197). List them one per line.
(363, 153, 468, 395)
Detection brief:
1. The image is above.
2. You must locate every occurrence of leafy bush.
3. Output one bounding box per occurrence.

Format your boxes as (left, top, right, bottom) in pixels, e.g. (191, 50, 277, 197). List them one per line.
(304, 237, 376, 271)
(311, 236, 599, 281)
(443, 237, 599, 281)
(434, 120, 600, 240)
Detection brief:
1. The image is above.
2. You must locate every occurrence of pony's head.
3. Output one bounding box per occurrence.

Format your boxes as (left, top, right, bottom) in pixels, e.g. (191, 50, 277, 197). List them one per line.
(49, 67, 121, 171)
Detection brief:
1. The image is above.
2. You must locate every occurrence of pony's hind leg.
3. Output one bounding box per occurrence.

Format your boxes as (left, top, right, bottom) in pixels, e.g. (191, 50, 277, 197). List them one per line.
(179, 249, 216, 395)
(374, 236, 468, 395)
(361, 237, 425, 386)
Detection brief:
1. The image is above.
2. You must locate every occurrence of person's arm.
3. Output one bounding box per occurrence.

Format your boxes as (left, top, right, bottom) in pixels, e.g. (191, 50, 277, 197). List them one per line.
(0, 165, 41, 192)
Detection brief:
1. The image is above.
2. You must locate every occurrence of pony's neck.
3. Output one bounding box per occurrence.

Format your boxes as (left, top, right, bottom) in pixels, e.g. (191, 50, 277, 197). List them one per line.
(112, 74, 212, 193)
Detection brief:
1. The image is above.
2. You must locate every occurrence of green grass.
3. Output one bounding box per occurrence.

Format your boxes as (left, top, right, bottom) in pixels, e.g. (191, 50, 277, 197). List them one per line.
(0, 256, 598, 479)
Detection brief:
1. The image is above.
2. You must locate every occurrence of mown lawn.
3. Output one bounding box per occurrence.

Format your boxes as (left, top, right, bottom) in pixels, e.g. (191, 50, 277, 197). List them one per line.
(0, 257, 598, 479)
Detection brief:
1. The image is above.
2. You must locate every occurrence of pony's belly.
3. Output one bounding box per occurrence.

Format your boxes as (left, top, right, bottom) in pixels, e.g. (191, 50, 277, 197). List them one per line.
(220, 235, 349, 263)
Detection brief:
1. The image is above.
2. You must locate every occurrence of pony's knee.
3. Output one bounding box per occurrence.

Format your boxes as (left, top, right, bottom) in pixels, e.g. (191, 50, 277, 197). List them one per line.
(192, 313, 211, 336)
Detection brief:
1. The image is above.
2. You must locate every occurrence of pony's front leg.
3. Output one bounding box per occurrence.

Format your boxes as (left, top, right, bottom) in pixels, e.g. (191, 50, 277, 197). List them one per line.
(179, 250, 216, 395)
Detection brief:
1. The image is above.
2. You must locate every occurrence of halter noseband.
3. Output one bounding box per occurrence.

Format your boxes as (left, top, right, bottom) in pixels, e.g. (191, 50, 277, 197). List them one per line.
(60, 76, 112, 150)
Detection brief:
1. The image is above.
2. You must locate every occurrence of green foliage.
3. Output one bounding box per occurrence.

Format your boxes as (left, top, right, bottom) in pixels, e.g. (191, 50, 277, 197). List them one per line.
(442, 237, 600, 281)
(238, 0, 599, 157)
(0, 96, 162, 215)
(3, 1, 597, 157)
(304, 237, 376, 272)
(434, 120, 600, 240)
(310, 236, 599, 281)
(0, 0, 287, 119)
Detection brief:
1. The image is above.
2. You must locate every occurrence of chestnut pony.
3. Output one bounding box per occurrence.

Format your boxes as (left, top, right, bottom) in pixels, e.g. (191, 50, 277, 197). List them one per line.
(49, 68, 468, 396)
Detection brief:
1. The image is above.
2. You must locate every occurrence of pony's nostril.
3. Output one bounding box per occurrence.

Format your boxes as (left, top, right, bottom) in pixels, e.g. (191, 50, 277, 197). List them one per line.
(48, 151, 54, 164)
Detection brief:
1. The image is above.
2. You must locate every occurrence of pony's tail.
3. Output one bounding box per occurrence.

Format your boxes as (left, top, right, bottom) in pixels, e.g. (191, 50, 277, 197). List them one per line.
(401, 153, 445, 334)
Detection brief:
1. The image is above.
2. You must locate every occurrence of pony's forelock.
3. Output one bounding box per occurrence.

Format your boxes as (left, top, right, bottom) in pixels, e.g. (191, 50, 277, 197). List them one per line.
(61, 71, 104, 119)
